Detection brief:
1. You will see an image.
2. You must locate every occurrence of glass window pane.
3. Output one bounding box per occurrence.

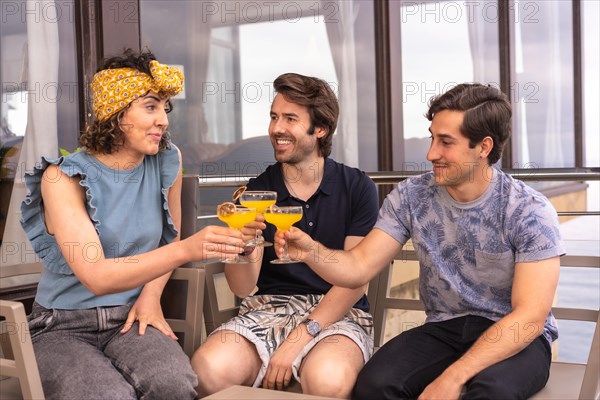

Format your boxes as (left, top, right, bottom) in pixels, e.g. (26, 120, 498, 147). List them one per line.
(140, 0, 378, 178)
(555, 264, 600, 363)
(511, 0, 575, 168)
(238, 18, 337, 142)
(395, 0, 500, 168)
(554, 320, 596, 363)
(205, 26, 239, 145)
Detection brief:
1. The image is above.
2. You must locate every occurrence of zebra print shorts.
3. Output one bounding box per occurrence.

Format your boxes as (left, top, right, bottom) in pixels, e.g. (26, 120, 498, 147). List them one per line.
(210, 293, 374, 387)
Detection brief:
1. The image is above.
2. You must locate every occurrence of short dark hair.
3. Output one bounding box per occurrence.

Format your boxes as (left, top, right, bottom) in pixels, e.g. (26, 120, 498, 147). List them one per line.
(79, 49, 171, 154)
(273, 73, 339, 158)
(425, 83, 511, 165)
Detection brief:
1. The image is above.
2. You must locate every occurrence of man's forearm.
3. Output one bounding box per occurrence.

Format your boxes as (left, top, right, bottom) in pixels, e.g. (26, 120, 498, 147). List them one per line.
(300, 240, 366, 288)
(224, 246, 263, 297)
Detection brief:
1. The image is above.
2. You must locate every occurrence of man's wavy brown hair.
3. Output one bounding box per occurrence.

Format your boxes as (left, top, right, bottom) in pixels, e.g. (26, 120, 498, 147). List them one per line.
(426, 83, 511, 165)
(273, 73, 339, 158)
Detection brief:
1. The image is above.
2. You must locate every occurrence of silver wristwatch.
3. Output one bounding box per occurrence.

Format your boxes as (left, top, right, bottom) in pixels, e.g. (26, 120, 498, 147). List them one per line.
(302, 319, 321, 337)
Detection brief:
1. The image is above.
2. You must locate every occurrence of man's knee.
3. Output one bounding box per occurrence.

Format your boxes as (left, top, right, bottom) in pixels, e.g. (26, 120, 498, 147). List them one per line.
(192, 335, 261, 395)
(301, 360, 357, 397)
(192, 346, 232, 393)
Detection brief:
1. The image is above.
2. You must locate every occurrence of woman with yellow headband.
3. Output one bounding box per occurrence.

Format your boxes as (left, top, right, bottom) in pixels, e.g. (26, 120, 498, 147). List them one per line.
(20, 49, 244, 399)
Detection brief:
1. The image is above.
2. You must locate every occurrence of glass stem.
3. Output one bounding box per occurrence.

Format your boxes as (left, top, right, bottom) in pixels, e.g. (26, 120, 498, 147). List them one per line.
(282, 235, 290, 260)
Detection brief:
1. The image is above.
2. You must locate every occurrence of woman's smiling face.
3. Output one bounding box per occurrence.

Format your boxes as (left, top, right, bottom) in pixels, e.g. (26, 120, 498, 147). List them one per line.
(119, 91, 170, 158)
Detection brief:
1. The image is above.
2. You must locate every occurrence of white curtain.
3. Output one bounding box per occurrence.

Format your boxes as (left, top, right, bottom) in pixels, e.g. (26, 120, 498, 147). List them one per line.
(469, 0, 566, 168)
(515, 0, 566, 168)
(467, 0, 498, 86)
(539, 1, 565, 167)
(1, 0, 59, 283)
(323, 0, 359, 167)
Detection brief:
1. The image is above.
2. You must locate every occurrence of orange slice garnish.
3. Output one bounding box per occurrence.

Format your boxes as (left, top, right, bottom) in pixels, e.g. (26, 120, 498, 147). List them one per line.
(217, 202, 236, 217)
(232, 185, 247, 201)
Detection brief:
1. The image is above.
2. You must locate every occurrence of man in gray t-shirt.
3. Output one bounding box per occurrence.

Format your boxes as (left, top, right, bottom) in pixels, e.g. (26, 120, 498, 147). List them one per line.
(279, 83, 564, 399)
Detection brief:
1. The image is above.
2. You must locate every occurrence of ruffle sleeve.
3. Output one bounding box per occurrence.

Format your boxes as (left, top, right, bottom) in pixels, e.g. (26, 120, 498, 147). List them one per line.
(159, 141, 181, 244)
(20, 156, 78, 275)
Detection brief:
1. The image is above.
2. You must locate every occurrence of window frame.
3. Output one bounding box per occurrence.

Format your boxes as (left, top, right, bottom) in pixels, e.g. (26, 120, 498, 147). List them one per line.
(77, 0, 587, 171)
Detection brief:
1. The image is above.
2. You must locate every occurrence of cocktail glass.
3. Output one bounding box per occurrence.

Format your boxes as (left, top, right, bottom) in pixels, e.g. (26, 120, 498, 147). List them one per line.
(239, 191, 277, 247)
(217, 204, 257, 264)
(263, 206, 303, 264)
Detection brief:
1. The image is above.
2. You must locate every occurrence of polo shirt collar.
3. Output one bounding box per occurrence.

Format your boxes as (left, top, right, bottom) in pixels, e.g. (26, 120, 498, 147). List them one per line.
(273, 164, 290, 201)
(319, 158, 335, 196)
(274, 158, 334, 200)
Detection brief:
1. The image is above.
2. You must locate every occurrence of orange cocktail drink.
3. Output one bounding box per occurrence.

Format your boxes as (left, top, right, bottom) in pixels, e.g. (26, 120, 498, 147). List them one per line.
(218, 207, 257, 229)
(263, 205, 303, 264)
(217, 203, 256, 263)
(263, 212, 302, 232)
(239, 191, 278, 246)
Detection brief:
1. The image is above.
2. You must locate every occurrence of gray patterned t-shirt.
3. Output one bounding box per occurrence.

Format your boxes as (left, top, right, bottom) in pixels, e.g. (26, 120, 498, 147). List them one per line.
(374, 168, 564, 343)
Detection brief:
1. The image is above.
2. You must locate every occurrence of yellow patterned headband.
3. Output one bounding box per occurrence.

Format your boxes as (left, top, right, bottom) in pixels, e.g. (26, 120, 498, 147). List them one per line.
(91, 60, 184, 122)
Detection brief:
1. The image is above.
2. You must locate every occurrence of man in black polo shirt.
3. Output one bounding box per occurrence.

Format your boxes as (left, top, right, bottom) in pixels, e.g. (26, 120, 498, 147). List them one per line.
(191, 73, 379, 398)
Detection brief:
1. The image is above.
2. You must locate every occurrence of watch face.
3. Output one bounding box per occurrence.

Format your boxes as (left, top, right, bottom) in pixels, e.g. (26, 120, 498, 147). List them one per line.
(305, 319, 321, 336)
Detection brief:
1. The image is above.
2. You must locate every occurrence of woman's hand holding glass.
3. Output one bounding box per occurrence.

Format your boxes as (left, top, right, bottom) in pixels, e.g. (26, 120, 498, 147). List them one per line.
(264, 206, 303, 264)
(217, 203, 257, 264)
(184, 225, 245, 263)
(239, 190, 278, 247)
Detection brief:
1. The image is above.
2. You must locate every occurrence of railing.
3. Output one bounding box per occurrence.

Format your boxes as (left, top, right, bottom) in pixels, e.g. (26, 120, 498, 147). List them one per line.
(191, 167, 600, 218)
(195, 167, 600, 187)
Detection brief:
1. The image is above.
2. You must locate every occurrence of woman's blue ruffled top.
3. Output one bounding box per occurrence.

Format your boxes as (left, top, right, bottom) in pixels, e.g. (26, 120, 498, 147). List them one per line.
(20, 142, 180, 309)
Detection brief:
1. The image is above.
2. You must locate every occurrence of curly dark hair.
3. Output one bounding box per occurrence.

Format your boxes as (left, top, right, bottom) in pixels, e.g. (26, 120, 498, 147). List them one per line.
(273, 73, 339, 158)
(425, 83, 511, 165)
(79, 49, 172, 154)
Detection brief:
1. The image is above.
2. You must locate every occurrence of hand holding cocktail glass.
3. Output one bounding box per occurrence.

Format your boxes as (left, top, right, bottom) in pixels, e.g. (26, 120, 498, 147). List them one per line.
(185, 225, 246, 263)
(239, 190, 277, 247)
(217, 202, 257, 264)
(264, 205, 303, 264)
(273, 225, 316, 264)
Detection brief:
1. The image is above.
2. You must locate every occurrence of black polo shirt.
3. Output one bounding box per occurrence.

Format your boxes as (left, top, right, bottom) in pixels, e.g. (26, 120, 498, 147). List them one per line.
(246, 158, 379, 312)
